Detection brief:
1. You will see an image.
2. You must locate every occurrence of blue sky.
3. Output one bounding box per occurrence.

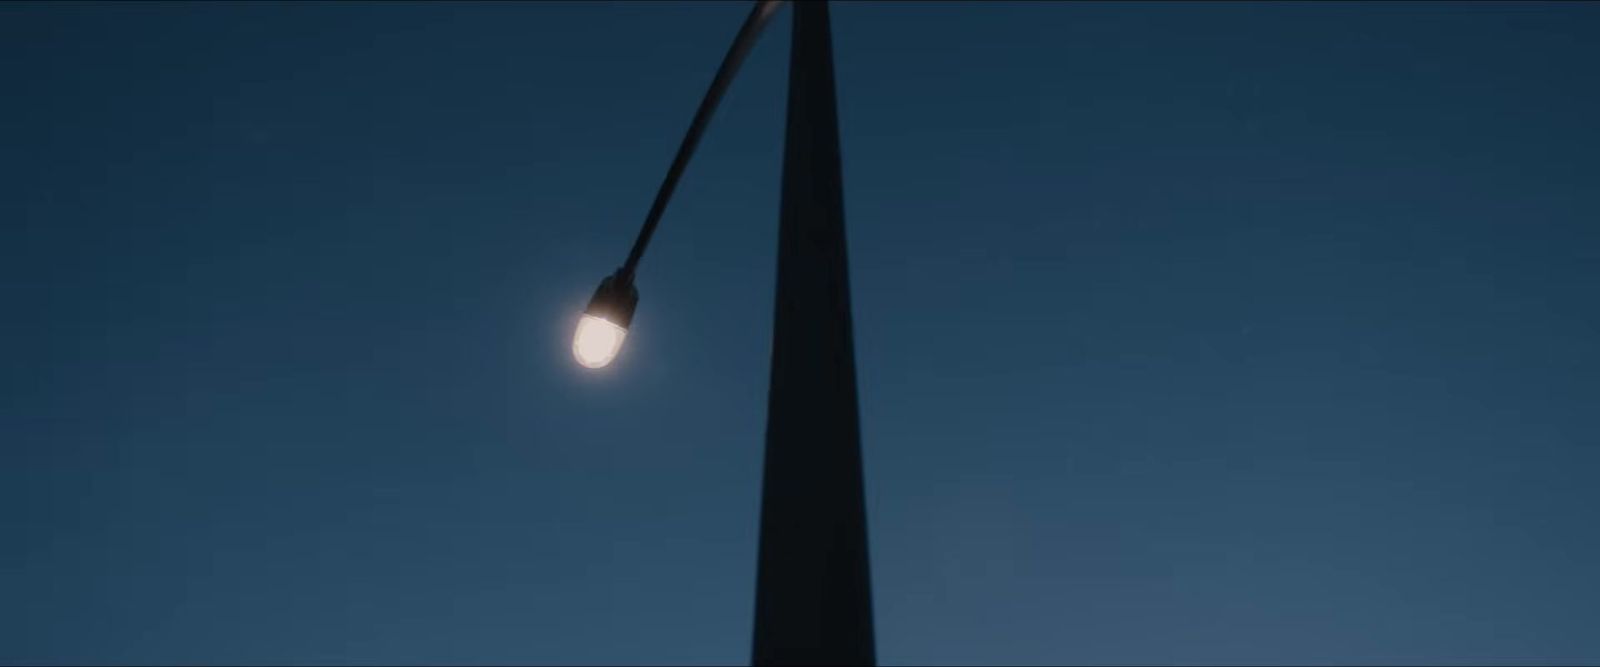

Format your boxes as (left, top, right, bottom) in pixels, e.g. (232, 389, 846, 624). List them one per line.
(4, 2, 1599, 664)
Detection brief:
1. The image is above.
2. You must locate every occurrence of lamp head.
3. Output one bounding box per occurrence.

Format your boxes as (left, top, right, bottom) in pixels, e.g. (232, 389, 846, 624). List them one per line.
(573, 270, 639, 369)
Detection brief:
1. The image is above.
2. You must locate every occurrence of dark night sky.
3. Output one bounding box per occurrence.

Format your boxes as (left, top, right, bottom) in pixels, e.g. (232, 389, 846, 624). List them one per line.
(4, 2, 1600, 664)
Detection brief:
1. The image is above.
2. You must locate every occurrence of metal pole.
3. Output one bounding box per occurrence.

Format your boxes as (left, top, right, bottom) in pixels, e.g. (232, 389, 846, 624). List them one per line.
(751, 2, 875, 665)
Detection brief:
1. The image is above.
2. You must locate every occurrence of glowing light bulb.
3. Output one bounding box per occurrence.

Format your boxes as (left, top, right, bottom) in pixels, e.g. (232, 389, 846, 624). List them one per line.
(573, 314, 627, 368)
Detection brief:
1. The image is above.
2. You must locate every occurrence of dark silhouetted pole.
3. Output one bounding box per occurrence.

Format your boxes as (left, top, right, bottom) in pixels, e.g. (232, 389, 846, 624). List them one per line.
(576, 1, 875, 661)
(751, 2, 876, 665)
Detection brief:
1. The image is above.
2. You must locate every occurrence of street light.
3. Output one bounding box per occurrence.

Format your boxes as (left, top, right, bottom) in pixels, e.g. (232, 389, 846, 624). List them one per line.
(571, 0, 780, 372)
(573, 2, 874, 664)
(572, 270, 637, 369)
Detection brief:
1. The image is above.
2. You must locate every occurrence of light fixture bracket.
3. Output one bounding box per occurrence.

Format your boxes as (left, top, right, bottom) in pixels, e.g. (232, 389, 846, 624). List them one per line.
(583, 269, 640, 329)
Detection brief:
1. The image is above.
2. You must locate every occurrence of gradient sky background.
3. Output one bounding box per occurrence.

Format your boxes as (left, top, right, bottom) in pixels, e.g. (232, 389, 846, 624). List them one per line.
(5, 2, 1600, 665)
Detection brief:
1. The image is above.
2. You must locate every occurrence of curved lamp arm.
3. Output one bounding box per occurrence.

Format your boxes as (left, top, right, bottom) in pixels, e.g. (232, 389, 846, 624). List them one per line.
(617, 0, 786, 283)
(574, 0, 785, 370)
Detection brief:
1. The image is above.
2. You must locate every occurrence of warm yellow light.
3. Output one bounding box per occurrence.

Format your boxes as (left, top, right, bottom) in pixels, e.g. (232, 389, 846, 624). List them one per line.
(573, 314, 627, 368)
